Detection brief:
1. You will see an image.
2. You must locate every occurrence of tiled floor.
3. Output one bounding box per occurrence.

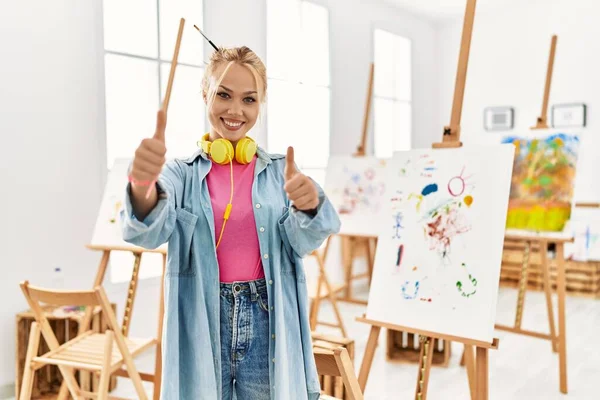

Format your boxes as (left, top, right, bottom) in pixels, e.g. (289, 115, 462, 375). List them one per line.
(9, 284, 599, 399)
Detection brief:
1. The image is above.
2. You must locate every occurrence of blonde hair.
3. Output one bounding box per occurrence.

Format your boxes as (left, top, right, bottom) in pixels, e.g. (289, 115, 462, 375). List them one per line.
(202, 46, 267, 116)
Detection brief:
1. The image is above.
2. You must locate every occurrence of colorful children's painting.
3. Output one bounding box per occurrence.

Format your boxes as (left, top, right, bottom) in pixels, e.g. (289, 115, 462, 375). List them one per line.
(91, 159, 165, 281)
(366, 145, 515, 343)
(501, 133, 580, 231)
(324, 156, 388, 236)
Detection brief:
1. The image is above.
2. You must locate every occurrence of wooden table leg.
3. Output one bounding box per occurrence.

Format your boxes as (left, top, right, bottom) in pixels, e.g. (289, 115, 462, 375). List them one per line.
(556, 243, 568, 394)
(475, 347, 488, 400)
(358, 325, 381, 392)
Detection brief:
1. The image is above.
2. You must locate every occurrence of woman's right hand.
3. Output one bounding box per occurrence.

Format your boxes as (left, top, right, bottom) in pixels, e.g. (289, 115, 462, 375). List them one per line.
(129, 109, 167, 219)
(130, 109, 167, 188)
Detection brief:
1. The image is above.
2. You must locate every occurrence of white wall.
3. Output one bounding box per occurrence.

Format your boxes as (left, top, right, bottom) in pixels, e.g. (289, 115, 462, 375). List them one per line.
(0, 0, 436, 390)
(0, 0, 107, 389)
(313, 0, 439, 152)
(436, 0, 600, 201)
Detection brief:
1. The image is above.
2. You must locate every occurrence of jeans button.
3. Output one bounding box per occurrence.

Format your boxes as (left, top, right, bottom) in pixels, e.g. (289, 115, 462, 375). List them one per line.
(234, 284, 241, 293)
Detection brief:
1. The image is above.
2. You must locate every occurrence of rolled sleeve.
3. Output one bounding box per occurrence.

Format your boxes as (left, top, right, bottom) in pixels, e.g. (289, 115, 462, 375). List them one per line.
(120, 162, 183, 250)
(280, 182, 341, 258)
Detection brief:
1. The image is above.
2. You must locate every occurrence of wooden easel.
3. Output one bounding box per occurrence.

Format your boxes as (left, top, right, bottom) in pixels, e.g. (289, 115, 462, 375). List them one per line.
(55, 18, 185, 400)
(357, 1, 499, 398)
(490, 34, 572, 394)
(494, 230, 572, 394)
(531, 35, 557, 130)
(310, 238, 348, 338)
(52, 245, 167, 400)
(334, 63, 379, 306)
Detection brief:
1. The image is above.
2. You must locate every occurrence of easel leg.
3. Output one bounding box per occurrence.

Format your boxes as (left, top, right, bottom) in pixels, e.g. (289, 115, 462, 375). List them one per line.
(556, 243, 568, 394)
(153, 253, 167, 400)
(81, 250, 112, 333)
(343, 237, 353, 300)
(122, 252, 142, 337)
(463, 345, 476, 400)
(309, 274, 323, 331)
(515, 241, 531, 329)
(414, 336, 434, 400)
(475, 347, 488, 400)
(365, 238, 374, 285)
(539, 240, 558, 352)
(358, 325, 381, 392)
(317, 252, 347, 337)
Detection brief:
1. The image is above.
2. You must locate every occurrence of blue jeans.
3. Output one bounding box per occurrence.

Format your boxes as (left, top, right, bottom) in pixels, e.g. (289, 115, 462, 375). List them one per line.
(220, 278, 271, 400)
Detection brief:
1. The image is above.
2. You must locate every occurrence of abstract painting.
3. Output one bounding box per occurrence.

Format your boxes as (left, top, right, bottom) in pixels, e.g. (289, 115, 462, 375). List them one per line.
(501, 133, 580, 231)
(324, 156, 387, 236)
(366, 145, 515, 343)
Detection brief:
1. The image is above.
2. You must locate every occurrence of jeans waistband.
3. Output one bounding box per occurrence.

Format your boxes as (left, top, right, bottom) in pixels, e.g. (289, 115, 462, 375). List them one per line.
(220, 278, 267, 297)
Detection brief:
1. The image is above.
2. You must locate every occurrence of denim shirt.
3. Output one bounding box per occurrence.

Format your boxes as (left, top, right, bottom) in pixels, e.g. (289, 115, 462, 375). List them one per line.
(120, 146, 341, 400)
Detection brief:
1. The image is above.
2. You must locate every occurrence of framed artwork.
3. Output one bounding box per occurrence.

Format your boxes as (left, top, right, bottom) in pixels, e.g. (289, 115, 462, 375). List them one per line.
(484, 107, 514, 131)
(552, 103, 587, 128)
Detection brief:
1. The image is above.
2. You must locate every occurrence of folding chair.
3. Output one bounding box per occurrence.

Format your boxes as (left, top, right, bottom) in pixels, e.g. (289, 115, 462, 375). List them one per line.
(313, 341, 363, 400)
(19, 281, 155, 400)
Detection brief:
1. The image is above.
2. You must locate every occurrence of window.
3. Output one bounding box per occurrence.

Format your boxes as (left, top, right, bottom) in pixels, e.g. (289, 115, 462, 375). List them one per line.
(102, 0, 204, 282)
(373, 29, 412, 158)
(103, 0, 205, 168)
(266, 1, 331, 187)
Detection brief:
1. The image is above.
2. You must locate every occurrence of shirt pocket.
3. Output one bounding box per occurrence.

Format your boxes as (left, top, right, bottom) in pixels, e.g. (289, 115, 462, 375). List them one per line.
(167, 207, 198, 277)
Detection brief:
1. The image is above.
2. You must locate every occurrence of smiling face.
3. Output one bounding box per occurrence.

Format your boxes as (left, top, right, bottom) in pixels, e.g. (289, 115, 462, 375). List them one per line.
(205, 62, 260, 147)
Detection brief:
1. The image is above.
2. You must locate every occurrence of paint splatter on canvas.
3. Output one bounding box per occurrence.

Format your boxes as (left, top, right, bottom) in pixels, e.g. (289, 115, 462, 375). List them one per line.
(325, 156, 387, 236)
(501, 133, 580, 231)
(366, 145, 515, 343)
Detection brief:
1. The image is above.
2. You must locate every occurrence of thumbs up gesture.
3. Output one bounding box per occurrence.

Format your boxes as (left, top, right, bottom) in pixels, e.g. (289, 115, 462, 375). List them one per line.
(130, 109, 168, 187)
(284, 146, 319, 211)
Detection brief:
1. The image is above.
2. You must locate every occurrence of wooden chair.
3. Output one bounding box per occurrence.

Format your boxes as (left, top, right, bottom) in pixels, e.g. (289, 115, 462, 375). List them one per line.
(313, 341, 363, 400)
(308, 238, 347, 337)
(19, 281, 155, 400)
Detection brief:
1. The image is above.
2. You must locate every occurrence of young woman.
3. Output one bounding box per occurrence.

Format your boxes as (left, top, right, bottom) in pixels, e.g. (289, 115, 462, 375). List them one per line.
(122, 46, 340, 400)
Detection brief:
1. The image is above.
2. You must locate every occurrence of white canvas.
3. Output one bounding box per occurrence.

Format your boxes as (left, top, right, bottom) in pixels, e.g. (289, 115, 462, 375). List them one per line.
(324, 155, 388, 237)
(366, 145, 515, 343)
(565, 207, 600, 262)
(91, 158, 165, 281)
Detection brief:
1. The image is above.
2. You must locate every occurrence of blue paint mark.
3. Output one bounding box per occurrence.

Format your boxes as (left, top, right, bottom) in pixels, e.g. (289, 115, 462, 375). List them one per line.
(421, 183, 438, 196)
(423, 167, 437, 171)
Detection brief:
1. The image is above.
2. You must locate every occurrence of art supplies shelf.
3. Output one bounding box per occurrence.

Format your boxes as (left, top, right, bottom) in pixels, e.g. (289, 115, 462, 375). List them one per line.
(15, 303, 117, 399)
(500, 237, 600, 298)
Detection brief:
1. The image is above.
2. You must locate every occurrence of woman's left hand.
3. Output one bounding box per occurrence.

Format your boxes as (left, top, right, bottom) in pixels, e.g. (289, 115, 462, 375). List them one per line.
(284, 146, 319, 211)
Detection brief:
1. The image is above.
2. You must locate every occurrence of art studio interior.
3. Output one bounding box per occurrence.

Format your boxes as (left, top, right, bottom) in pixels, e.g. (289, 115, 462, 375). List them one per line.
(2, 0, 599, 399)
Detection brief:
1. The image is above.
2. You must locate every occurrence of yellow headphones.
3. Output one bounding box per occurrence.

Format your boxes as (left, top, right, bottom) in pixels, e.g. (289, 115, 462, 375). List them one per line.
(197, 133, 258, 249)
(198, 133, 257, 165)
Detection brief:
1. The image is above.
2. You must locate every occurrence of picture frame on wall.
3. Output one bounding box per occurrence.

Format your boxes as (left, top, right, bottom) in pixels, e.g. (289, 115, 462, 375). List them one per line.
(484, 106, 514, 131)
(552, 103, 587, 128)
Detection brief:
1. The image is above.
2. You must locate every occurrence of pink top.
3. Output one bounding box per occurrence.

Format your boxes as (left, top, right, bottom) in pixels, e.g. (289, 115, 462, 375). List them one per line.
(206, 156, 264, 283)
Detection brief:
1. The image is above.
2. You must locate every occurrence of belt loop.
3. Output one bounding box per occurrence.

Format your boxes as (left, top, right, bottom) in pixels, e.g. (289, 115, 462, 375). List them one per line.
(249, 280, 258, 298)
